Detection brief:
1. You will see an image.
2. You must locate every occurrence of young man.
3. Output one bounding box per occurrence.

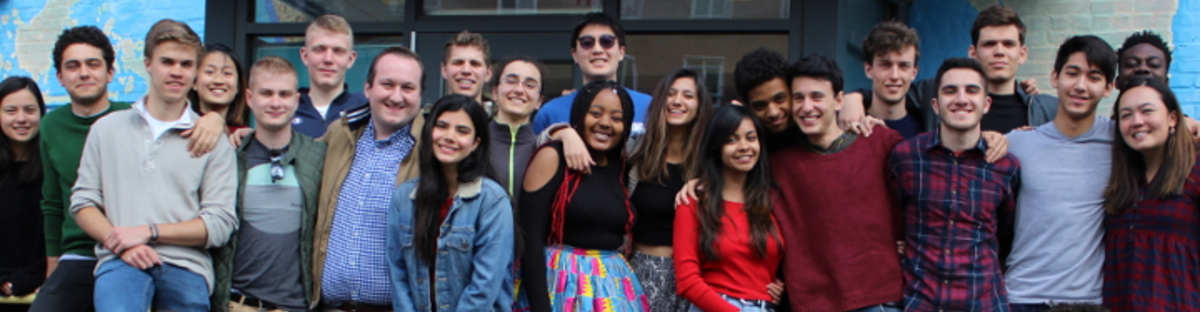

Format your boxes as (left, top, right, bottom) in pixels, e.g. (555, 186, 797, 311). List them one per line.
(488, 56, 545, 195)
(770, 55, 906, 312)
(734, 48, 800, 151)
(846, 5, 1057, 134)
(210, 56, 326, 312)
(70, 19, 238, 311)
(313, 46, 425, 311)
(890, 58, 1020, 311)
(33, 25, 223, 312)
(861, 21, 925, 138)
(1004, 35, 1117, 312)
(529, 13, 652, 135)
(295, 14, 369, 138)
(1116, 30, 1171, 88)
(441, 31, 493, 105)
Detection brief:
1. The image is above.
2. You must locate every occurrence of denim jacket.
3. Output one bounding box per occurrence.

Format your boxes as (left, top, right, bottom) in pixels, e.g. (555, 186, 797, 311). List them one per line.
(387, 177, 514, 312)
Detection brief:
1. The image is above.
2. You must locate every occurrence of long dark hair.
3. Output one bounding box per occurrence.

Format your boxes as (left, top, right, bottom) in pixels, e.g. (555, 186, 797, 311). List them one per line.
(0, 76, 45, 185)
(413, 94, 492, 265)
(547, 81, 636, 246)
(188, 43, 249, 128)
(690, 104, 779, 260)
(628, 68, 713, 184)
(1105, 77, 1195, 214)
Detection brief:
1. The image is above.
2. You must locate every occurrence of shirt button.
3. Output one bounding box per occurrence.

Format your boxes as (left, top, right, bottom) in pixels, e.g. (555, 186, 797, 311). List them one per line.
(944, 249, 949, 254)
(951, 190, 957, 195)
(949, 220, 954, 225)
(943, 280, 949, 284)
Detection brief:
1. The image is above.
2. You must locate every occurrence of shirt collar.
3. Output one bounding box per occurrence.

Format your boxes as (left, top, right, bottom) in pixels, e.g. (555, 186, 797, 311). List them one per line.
(133, 96, 196, 128)
(362, 119, 414, 146)
(408, 177, 484, 200)
(923, 127, 989, 154)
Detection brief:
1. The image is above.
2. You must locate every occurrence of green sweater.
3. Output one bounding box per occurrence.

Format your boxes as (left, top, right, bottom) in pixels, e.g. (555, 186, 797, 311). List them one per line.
(39, 101, 131, 257)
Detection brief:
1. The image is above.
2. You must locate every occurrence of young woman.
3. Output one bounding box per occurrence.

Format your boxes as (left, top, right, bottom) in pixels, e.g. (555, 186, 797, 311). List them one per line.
(1103, 77, 1200, 312)
(0, 76, 47, 298)
(190, 43, 250, 133)
(626, 68, 713, 312)
(675, 105, 783, 312)
(518, 80, 649, 312)
(387, 94, 514, 312)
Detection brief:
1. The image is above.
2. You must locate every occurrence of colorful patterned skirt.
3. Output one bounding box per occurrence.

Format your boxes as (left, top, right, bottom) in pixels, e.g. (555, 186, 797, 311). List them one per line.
(515, 244, 650, 312)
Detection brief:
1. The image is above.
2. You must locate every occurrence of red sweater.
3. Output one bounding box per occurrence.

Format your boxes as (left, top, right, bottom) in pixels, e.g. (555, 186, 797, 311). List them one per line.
(674, 199, 783, 312)
(770, 128, 905, 311)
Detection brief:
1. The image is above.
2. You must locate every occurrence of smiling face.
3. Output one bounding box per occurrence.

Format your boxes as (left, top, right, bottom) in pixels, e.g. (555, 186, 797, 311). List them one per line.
(301, 28, 357, 90)
(865, 46, 918, 106)
(441, 45, 492, 99)
(57, 43, 113, 105)
(933, 68, 991, 132)
(144, 41, 199, 106)
(194, 52, 239, 106)
(791, 76, 842, 139)
(572, 24, 625, 82)
(246, 71, 299, 132)
(746, 77, 792, 133)
(1117, 85, 1177, 156)
(431, 109, 481, 166)
(365, 53, 423, 137)
(1051, 51, 1114, 121)
(969, 25, 1028, 86)
(492, 61, 543, 122)
(582, 88, 625, 153)
(665, 77, 701, 126)
(0, 88, 41, 144)
(1118, 43, 1169, 86)
(721, 117, 760, 174)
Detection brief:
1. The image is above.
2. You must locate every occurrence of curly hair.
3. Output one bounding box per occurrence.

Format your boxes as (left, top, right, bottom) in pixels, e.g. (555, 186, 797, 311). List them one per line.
(734, 48, 789, 103)
(1117, 30, 1172, 72)
(53, 26, 116, 72)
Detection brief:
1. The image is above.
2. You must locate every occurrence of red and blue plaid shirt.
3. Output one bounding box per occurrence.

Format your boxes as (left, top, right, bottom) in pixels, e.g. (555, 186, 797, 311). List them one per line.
(889, 130, 1020, 312)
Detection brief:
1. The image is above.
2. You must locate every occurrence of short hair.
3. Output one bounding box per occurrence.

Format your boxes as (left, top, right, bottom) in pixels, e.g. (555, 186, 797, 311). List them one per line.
(1053, 35, 1118, 83)
(144, 19, 205, 60)
(971, 5, 1026, 45)
(734, 48, 789, 103)
(934, 58, 988, 93)
(570, 13, 626, 49)
(365, 46, 425, 91)
(307, 14, 354, 47)
(53, 26, 116, 72)
(1117, 30, 1172, 71)
(491, 56, 548, 94)
(443, 31, 491, 65)
(862, 21, 921, 64)
(249, 56, 298, 87)
(788, 54, 845, 94)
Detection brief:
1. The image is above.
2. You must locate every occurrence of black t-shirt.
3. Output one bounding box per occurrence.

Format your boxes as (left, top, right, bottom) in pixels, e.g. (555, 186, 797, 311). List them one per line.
(982, 93, 1027, 133)
(630, 163, 686, 246)
(884, 114, 922, 139)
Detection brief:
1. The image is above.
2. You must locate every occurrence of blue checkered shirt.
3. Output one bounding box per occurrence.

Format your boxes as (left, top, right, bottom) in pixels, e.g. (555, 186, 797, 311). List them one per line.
(322, 121, 415, 305)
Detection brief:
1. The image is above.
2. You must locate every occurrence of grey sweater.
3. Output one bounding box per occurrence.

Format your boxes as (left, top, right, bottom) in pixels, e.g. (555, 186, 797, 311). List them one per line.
(70, 103, 238, 293)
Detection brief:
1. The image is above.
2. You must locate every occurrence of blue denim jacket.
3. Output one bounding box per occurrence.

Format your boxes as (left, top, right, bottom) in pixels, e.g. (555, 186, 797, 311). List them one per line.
(387, 177, 515, 312)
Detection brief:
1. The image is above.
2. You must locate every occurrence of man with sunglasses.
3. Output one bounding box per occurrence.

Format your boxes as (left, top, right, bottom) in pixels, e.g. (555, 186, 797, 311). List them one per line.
(210, 56, 327, 312)
(530, 12, 652, 135)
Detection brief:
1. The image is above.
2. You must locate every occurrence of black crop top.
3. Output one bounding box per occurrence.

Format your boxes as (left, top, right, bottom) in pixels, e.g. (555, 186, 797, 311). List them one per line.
(518, 142, 632, 312)
(629, 163, 686, 246)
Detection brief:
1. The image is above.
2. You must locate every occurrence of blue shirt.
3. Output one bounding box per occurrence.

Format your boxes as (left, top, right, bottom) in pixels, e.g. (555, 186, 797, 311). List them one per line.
(322, 120, 415, 306)
(293, 85, 368, 139)
(530, 87, 652, 135)
(884, 114, 923, 139)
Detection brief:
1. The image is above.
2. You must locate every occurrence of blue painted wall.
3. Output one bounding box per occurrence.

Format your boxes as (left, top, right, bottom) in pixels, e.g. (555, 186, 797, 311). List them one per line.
(1172, 0, 1200, 115)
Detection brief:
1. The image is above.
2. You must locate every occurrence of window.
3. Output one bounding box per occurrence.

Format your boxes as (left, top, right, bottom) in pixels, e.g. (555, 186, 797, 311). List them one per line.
(683, 56, 725, 103)
(620, 0, 787, 20)
(622, 34, 787, 103)
(690, 0, 731, 19)
(423, 0, 601, 16)
(254, 0, 406, 23)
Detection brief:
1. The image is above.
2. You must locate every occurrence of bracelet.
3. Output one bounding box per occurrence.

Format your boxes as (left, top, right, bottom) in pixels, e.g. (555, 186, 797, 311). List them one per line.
(148, 224, 159, 245)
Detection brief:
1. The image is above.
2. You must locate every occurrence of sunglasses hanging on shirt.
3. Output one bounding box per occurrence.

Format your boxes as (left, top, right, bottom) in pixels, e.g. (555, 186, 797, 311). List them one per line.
(268, 149, 286, 183)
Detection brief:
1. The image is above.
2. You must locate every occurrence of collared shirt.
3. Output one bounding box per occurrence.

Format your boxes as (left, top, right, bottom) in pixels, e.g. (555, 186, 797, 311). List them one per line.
(889, 130, 1020, 312)
(322, 120, 415, 305)
(132, 97, 194, 140)
(293, 84, 369, 139)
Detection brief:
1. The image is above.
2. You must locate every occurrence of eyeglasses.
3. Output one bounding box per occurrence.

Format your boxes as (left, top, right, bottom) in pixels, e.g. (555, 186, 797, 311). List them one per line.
(577, 35, 617, 50)
(269, 151, 285, 183)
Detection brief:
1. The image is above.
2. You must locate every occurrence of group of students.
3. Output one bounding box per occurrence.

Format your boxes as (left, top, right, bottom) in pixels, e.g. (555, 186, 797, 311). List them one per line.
(0, 4, 1197, 312)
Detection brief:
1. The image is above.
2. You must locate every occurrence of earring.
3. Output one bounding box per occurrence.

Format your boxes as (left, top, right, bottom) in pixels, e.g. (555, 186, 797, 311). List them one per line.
(1171, 127, 1177, 134)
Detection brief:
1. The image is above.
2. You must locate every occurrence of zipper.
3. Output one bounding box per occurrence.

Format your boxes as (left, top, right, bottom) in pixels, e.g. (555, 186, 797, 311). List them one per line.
(508, 124, 518, 196)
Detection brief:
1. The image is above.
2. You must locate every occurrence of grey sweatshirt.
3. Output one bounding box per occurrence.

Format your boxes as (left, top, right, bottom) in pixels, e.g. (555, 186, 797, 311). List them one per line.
(1003, 116, 1111, 304)
(70, 101, 238, 293)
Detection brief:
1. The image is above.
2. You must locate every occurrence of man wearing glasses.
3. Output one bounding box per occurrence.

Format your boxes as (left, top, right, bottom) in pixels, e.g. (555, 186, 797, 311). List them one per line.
(210, 56, 327, 312)
(530, 12, 652, 135)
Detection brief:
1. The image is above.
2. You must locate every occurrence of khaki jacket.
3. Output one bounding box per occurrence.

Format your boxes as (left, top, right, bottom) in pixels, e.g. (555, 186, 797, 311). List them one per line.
(311, 105, 424, 308)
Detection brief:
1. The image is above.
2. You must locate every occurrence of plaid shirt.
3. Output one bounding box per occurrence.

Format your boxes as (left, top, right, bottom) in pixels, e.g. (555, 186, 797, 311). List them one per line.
(889, 130, 1020, 312)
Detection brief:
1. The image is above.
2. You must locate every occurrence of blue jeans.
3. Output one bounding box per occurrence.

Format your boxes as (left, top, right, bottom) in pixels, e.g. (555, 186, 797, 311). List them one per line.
(93, 260, 210, 312)
(688, 294, 775, 312)
(1010, 303, 1053, 312)
(846, 303, 902, 312)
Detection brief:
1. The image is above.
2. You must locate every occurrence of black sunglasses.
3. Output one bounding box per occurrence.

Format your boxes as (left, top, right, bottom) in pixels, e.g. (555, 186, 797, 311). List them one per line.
(577, 35, 617, 50)
(269, 150, 285, 183)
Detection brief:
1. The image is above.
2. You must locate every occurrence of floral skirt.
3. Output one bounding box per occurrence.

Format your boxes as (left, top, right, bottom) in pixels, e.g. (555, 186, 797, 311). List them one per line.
(515, 244, 650, 312)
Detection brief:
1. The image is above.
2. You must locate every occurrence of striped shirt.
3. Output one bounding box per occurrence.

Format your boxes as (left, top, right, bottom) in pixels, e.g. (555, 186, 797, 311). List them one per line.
(889, 130, 1020, 312)
(321, 121, 414, 305)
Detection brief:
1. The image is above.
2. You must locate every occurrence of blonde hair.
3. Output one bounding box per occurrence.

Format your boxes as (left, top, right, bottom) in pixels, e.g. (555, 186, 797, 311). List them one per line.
(249, 56, 298, 87)
(306, 14, 354, 48)
(443, 31, 491, 64)
(144, 19, 204, 59)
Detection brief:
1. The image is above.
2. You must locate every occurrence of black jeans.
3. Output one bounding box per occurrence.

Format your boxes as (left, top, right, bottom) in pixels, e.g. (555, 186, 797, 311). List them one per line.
(28, 259, 95, 312)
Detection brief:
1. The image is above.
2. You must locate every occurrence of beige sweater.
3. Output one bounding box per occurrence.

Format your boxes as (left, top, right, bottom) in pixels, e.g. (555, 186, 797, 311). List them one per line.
(70, 101, 238, 292)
